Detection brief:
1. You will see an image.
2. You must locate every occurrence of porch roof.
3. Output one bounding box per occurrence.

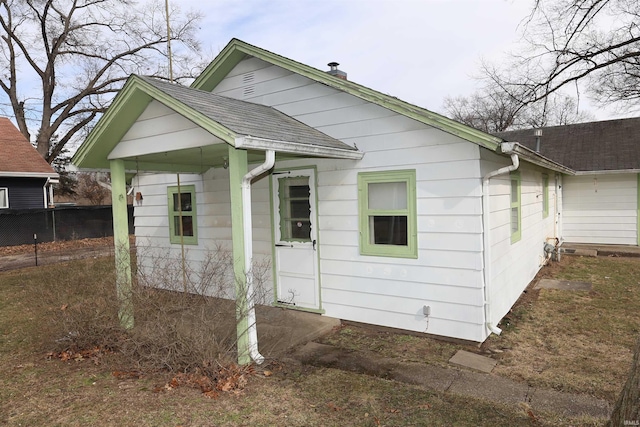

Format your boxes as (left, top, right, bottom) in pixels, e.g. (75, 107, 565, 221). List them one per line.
(73, 75, 362, 171)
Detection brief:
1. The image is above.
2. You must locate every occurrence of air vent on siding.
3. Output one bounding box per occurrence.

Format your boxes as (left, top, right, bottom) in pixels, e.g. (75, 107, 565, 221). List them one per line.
(242, 72, 255, 84)
(243, 86, 255, 97)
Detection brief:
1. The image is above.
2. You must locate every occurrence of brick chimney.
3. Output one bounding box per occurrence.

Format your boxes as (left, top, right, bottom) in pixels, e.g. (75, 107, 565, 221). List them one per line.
(327, 62, 347, 80)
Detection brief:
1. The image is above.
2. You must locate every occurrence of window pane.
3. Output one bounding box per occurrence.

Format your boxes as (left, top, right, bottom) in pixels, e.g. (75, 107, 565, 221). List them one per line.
(289, 220, 311, 240)
(511, 207, 519, 233)
(369, 215, 408, 245)
(0, 188, 6, 208)
(368, 182, 407, 210)
(173, 193, 192, 212)
(511, 180, 518, 203)
(289, 184, 309, 198)
(290, 199, 310, 218)
(174, 216, 194, 236)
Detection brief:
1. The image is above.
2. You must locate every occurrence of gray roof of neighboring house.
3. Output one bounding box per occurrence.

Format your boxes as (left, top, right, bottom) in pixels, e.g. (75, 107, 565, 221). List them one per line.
(139, 76, 356, 152)
(495, 117, 640, 172)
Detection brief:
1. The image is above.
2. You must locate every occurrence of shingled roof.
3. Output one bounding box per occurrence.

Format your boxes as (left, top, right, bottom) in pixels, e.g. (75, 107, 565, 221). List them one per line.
(0, 117, 57, 177)
(495, 117, 640, 172)
(139, 76, 355, 152)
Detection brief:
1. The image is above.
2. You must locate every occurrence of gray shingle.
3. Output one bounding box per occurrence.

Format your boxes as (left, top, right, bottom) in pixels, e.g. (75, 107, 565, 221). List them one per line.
(139, 76, 355, 152)
(495, 118, 640, 172)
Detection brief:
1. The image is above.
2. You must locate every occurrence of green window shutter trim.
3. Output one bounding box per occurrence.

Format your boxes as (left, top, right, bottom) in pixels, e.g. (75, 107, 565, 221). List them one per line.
(510, 172, 521, 244)
(358, 169, 418, 258)
(167, 185, 198, 245)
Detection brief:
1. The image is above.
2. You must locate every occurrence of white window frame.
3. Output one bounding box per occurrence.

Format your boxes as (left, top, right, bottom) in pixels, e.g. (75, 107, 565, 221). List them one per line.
(0, 188, 8, 209)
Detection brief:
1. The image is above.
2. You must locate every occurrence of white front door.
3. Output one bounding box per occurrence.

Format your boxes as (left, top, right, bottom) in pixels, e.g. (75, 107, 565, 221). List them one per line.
(272, 168, 320, 310)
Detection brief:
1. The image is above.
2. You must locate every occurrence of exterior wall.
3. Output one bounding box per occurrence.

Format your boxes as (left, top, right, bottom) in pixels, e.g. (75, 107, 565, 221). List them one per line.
(0, 177, 46, 209)
(134, 167, 274, 302)
(563, 174, 638, 245)
(480, 150, 559, 329)
(211, 57, 488, 342)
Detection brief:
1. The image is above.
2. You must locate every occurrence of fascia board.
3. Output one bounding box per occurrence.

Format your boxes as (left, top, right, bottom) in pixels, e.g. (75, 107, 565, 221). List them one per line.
(0, 171, 59, 178)
(193, 39, 502, 152)
(73, 76, 153, 169)
(503, 143, 575, 175)
(73, 75, 238, 171)
(573, 169, 640, 175)
(235, 136, 364, 160)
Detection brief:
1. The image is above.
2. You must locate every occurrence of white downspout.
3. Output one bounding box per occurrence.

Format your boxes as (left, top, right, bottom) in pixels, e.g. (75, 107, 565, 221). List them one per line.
(241, 150, 276, 364)
(482, 143, 519, 336)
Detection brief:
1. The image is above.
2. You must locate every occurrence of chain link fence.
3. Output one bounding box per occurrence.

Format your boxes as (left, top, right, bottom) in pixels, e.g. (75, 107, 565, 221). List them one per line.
(0, 205, 134, 247)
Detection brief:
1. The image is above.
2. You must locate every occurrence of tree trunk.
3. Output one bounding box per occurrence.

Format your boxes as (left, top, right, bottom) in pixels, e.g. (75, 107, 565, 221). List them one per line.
(607, 336, 640, 426)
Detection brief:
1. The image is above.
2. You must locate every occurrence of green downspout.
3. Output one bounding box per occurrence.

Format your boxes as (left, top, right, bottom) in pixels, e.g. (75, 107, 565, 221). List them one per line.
(228, 146, 251, 365)
(109, 159, 134, 329)
(637, 174, 640, 246)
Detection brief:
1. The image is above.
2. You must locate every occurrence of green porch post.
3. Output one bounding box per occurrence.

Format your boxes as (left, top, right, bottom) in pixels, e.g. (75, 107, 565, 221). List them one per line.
(109, 159, 133, 329)
(228, 146, 251, 365)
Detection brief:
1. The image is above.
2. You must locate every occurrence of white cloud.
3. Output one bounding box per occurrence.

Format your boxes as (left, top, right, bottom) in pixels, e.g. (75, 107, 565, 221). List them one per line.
(173, 0, 613, 118)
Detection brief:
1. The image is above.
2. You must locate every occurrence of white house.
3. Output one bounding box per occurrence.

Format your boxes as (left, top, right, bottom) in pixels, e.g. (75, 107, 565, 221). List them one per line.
(73, 39, 578, 364)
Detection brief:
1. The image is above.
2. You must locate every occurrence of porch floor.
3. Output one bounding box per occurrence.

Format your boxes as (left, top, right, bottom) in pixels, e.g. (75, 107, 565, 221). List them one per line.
(255, 305, 341, 358)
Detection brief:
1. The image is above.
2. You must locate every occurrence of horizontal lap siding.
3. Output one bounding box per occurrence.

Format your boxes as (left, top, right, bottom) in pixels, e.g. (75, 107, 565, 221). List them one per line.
(213, 57, 487, 341)
(133, 167, 273, 299)
(563, 174, 637, 245)
(481, 150, 558, 330)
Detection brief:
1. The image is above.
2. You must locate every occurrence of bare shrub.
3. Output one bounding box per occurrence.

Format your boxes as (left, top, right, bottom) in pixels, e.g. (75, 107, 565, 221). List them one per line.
(44, 243, 272, 373)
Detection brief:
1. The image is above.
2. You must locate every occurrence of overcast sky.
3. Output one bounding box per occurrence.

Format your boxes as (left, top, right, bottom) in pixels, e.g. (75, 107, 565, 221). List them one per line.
(178, 0, 617, 121)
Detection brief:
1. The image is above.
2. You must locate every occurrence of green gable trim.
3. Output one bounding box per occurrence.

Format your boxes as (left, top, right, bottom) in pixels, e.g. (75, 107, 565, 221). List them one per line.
(73, 75, 238, 171)
(193, 39, 502, 152)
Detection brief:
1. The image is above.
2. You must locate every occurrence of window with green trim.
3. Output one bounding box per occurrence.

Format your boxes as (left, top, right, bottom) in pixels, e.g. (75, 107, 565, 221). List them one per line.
(510, 172, 521, 243)
(278, 176, 311, 242)
(358, 170, 417, 258)
(542, 174, 549, 218)
(167, 185, 198, 245)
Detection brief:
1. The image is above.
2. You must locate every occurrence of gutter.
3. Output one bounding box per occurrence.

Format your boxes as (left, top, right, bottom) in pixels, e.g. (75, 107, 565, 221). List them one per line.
(235, 136, 364, 160)
(482, 142, 520, 336)
(241, 149, 276, 364)
(0, 171, 59, 178)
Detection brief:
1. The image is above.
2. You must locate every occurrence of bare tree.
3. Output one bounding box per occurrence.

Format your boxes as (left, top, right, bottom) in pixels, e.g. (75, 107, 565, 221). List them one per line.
(443, 85, 593, 133)
(75, 172, 110, 205)
(0, 0, 205, 163)
(483, 0, 640, 113)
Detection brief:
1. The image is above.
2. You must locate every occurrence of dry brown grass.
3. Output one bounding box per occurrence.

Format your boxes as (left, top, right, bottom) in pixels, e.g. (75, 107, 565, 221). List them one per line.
(320, 255, 640, 405)
(488, 255, 640, 402)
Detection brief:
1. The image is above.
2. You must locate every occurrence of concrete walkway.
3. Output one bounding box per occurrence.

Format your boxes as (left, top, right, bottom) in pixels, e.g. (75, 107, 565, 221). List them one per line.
(561, 242, 640, 258)
(291, 342, 611, 420)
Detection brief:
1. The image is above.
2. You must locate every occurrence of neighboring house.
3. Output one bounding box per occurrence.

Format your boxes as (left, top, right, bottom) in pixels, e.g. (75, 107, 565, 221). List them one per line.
(497, 118, 640, 246)
(0, 117, 58, 209)
(72, 39, 578, 363)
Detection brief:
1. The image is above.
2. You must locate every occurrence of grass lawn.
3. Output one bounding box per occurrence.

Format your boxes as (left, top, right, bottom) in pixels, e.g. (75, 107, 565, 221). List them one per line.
(1, 254, 635, 426)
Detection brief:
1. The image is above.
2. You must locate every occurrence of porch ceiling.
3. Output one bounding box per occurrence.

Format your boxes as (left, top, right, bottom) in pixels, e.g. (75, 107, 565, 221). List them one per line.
(117, 144, 305, 173)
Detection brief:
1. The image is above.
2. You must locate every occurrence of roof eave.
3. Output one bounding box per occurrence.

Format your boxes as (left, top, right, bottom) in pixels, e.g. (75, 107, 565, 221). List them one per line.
(573, 168, 640, 175)
(0, 171, 59, 178)
(501, 142, 576, 175)
(192, 39, 502, 152)
(235, 136, 364, 160)
(73, 75, 238, 170)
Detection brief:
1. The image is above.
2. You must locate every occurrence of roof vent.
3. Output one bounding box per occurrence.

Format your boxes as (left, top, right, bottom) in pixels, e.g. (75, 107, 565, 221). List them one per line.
(327, 62, 347, 80)
(534, 128, 543, 153)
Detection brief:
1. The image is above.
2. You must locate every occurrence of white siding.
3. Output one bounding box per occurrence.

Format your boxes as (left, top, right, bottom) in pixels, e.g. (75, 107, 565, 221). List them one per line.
(481, 150, 559, 329)
(134, 168, 274, 302)
(563, 174, 638, 245)
(110, 101, 224, 159)
(212, 57, 487, 342)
